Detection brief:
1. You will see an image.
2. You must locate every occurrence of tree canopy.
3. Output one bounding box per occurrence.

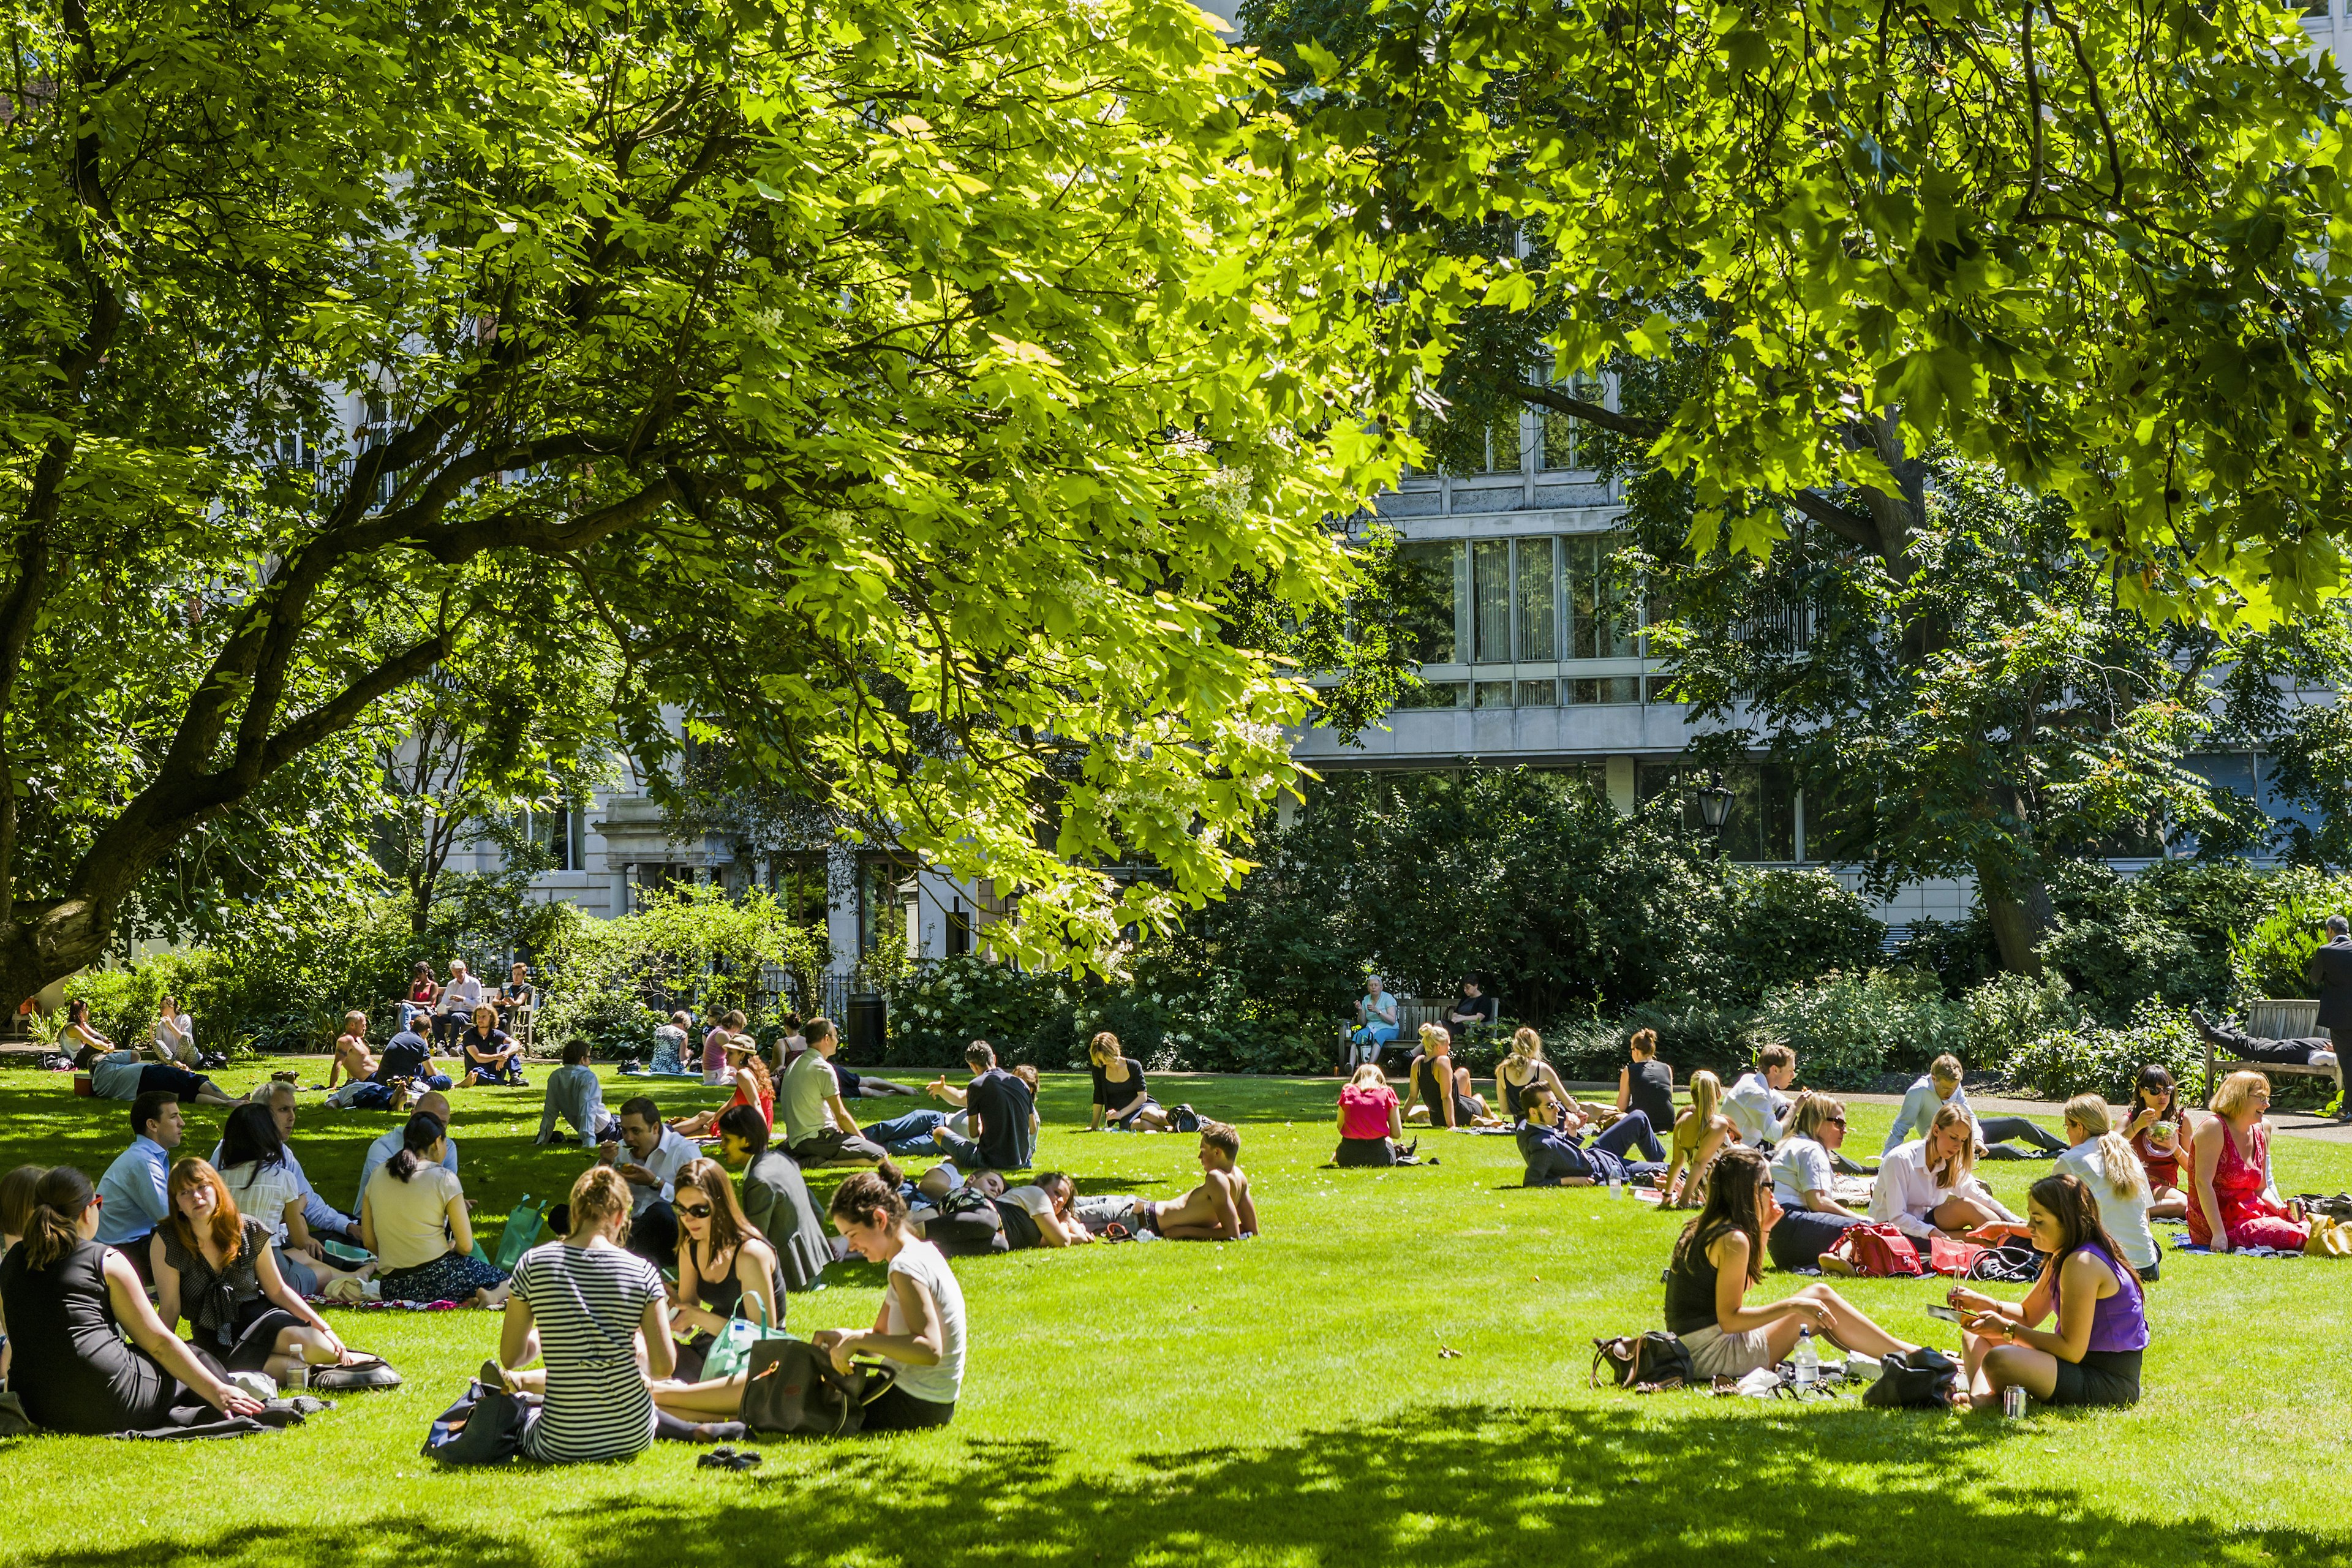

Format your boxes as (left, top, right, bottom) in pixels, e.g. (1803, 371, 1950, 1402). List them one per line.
(0, 0, 1408, 999)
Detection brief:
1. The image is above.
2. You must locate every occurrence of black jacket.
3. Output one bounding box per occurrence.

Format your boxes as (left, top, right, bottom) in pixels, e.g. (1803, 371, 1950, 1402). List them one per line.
(2310, 939, 2352, 1030)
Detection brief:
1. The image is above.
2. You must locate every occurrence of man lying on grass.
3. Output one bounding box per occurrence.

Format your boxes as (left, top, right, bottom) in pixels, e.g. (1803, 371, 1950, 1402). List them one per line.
(1074, 1122, 1259, 1240)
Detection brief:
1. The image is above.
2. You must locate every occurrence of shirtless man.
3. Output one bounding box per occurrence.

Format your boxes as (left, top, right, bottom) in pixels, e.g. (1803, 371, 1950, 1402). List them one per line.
(327, 1011, 377, 1089)
(1151, 1122, 1258, 1240)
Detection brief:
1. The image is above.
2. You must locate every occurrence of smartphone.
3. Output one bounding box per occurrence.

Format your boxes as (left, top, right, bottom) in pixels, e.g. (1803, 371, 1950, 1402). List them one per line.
(1925, 1304, 1964, 1323)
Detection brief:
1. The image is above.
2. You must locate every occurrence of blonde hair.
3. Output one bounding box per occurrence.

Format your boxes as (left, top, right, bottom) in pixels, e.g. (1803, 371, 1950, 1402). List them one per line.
(1789, 1093, 1844, 1143)
(1929, 1054, 1963, 1087)
(1681, 1069, 1722, 1131)
(1509, 1027, 1542, 1064)
(2211, 1069, 2270, 1118)
(2062, 1095, 2148, 1201)
(1088, 1031, 1121, 1067)
(567, 1165, 633, 1240)
(1924, 1102, 1978, 1186)
(1419, 1022, 1452, 1050)
(1348, 1062, 1387, 1090)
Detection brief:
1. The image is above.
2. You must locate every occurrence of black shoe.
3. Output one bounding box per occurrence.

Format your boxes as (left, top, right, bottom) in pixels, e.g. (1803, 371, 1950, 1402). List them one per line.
(2192, 1009, 2232, 1049)
(478, 1359, 513, 1395)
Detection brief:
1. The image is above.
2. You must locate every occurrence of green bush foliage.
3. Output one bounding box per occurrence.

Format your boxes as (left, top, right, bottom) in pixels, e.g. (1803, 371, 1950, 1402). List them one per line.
(2002, 1002, 2204, 1103)
(1751, 968, 1973, 1087)
(2228, 888, 2346, 1002)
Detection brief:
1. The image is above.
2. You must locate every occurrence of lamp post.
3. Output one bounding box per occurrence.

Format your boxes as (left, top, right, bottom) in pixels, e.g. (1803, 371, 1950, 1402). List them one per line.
(1694, 770, 1733, 837)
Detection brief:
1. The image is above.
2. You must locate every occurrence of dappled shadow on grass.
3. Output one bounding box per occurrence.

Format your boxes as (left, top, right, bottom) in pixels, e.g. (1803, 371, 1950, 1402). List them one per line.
(13, 1403, 2345, 1568)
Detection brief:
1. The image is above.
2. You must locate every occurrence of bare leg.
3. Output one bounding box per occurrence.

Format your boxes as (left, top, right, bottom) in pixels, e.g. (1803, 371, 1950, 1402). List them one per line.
(1931, 1195, 2004, 1231)
(2149, 1186, 2189, 1222)
(652, 1376, 749, 1417)
(472, 1282, 511, 1309)
(1797, 1284, 1917, 1360)
(1970, 1343, 2060, 1411)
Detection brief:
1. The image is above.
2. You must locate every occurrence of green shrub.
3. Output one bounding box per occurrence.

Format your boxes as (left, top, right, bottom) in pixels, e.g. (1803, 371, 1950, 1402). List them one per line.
(1751, 968, 1972, 1087)
(2228, 890, 2339, 1002)
(1540, 1001, 1761, 1082)
(2004, 1001, 2203, 1103)
(1964, 973, 2088, 1076)
(2038, 859, 2334, 1022)
(1719, 869, 1884, 1002)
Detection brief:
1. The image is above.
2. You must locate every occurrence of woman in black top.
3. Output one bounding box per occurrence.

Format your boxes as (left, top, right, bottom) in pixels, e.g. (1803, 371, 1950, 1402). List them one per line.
(153, 1158, 353, 1378)
(1662, 1146, 1918, 1382)
(666, 1156, 783, 1381)
(1496, 1028, 1580, 1124)
(1086, 1032, 1170, 1131)
(0, 1166, 262, 1433)
(1406, 1025, 1496, 1129)
(1618, 1028, 1677, 1131)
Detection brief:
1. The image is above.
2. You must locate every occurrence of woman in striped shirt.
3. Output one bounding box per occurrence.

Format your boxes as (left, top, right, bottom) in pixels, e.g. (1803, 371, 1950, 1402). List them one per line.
(495, 1165, 674, 1463)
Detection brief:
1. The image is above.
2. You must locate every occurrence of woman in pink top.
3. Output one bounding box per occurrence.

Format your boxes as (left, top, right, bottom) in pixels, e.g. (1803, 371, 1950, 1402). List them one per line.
(1335, 1063, 1413, 1167)
(2187, 1071, 2310, 1253)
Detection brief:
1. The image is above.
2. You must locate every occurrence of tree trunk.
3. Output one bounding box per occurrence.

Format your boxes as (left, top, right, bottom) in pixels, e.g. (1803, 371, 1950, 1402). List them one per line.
(1976, 866, 2054, 977)
(0, 897, 116, 1012)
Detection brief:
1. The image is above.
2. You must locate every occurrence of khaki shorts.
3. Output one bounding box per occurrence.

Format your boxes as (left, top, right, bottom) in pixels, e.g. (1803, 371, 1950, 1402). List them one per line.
(1681, 1321, 1777, 1379)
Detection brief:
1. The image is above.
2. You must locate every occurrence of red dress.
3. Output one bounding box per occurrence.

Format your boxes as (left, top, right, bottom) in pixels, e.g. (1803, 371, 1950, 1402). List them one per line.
(2185, 1118, 2306, 1250)
(725, 1078, 775, 1128)
(2131, 1124, 2182, 1191)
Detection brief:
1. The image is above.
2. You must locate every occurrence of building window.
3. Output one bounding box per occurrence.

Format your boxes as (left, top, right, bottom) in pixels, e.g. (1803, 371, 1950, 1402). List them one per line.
(1396, 679, 1465, 709)
(1516, 679, 1558, 707)
(1635, 763, 1798, 862)
(1472, 540, 1512, 663)
(1474, 680, 1515, 709)
(1566, 677, 1642, 705)
(1396, 540, 1459, 663)
(1566, 534, 1637, 658)
(522, 805, 584, 872)
(1484, 412, 1523, 474)
(1515, 537, 1558, 662)
(766, 855, 831, 929)
(946, 902, 972, 956)
(630, 862, 695, 911)
(858, 858, 914, 953)
(1539, 374, 1606, 471)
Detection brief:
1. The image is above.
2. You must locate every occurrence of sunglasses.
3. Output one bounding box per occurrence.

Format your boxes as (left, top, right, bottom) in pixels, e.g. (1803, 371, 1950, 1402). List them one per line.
(1825, 1115, 1846, 1126)
(676, 1202, 713, 1218)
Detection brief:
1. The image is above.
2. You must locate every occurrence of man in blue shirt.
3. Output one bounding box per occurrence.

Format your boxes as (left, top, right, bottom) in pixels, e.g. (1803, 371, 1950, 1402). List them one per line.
(95, 1091, 182, 1280)
(352, 1090, 461, 1210)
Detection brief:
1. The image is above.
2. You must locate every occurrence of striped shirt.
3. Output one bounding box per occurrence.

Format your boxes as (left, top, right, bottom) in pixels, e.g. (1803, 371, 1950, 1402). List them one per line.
(510, 1240, 662, 1463)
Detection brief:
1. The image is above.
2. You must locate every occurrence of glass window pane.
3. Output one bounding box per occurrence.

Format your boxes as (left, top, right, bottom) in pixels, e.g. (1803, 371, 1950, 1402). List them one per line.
(1515, 538, 1557, 662)
(1516, 679, 1557, 707)
(1539, 375, 1604, 470)
(1472, 540, 1511, 663)
(1474, 680, 1515, 708)
(1393, 679, 1464, 710)
(1396, 541, 1458, 664)
(1566, 535, 1600, 658)
(1488, 413, 1521, 473)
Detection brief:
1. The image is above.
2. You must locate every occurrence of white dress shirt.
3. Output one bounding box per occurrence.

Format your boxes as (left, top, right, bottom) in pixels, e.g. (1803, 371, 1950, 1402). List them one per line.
(1868, 1138, 2010, 1238)
(1723, 1072, 1790, 1148)
(437, 974, 486, 1017)
(622, 1126, 699, 1214)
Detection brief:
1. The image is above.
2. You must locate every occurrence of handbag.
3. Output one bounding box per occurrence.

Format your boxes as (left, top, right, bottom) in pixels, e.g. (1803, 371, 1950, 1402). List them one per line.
(1588, 1331, 1695, 1390)
(2307, 1216, 2352, 1258)
(491, 1195, 549, 1273)
(421, 1379, 535, 1465)
(1830, 1223, 1923, 1278)
(703, 1297, 790, 1382)
(1861, 1346, 1961, 1409)
(1928, 1234, 1988, 1277)
(738, 1339, 899, 1436)
(1965, 1244, 2043, 1283)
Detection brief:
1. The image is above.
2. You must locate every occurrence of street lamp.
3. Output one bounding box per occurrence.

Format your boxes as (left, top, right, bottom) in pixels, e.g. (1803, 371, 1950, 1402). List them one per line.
(1694, 770, 1733, 835)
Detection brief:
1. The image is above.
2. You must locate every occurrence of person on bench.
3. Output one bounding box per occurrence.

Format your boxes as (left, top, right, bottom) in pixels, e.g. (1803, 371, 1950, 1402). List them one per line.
(1515, 1082, 1666, 1188)
(2192, 1011, 2343, 1089)
(1347, 974, 1400, 1066)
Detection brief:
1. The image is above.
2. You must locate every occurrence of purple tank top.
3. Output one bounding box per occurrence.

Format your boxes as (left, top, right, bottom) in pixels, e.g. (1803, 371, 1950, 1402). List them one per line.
(2051, 1242, 2149, 1354)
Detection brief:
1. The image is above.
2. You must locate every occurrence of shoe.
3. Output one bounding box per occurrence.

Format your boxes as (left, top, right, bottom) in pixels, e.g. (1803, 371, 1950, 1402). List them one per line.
(1818, 1253, 1857, 1278)
(2191, 1009, 2232, 1049)
(1402, 1139, 1419, 1159)
(479, 1359, 514, 1395)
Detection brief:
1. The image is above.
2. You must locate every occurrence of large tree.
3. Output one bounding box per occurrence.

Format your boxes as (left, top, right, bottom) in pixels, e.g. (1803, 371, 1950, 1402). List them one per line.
(0, 0, 1408, 1000)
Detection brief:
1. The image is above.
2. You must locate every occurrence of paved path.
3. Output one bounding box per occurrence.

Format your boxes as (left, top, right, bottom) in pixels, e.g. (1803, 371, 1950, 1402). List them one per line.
(1560, 1084, 2351, 1143)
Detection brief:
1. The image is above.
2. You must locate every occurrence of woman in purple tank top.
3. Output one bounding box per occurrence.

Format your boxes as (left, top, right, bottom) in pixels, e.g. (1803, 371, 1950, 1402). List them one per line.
(1945, 1172, 2149, 1411)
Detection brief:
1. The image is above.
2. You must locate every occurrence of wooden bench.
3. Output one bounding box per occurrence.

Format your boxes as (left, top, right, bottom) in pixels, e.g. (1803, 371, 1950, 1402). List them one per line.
(1336, 999, 1494, 1070)
(2204, 1042, 2340, 1102)
(2206, 998, 2341, 1104)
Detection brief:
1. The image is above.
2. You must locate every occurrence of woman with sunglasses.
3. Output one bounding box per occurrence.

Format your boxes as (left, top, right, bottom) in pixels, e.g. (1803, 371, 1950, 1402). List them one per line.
(666, 1157, 783, 1381)
(1766, 1094, 1871, 1272)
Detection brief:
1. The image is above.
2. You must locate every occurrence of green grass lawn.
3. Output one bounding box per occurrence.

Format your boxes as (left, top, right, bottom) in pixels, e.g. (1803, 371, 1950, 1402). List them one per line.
(1, 1063, 2348, 1567)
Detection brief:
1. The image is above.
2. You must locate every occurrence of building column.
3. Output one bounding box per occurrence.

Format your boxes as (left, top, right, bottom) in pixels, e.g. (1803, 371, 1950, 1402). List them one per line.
(1605, 755, 1635, 816)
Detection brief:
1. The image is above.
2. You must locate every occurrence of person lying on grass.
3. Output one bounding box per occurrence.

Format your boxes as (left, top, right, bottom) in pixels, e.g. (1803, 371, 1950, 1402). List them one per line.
(1950, 1172, 2150, 1411)
(652, 1170, 968, 1431)
(1515, 1082, 1667, 1189)
(1070, 1122, 1262, 1240)
(1662, 1145, 1924, 1383)
(1662, 1071, 1736, 1210)
(1868, 1103, 2022, 1243)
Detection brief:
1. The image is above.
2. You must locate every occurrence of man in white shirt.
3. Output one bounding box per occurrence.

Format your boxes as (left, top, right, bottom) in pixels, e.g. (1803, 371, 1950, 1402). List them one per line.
(433, 959, 485, 1047)
(1723, 1043, 1797, 1150)
(598, 1096, 696, 1270)
(353, 1091, 461, 1210)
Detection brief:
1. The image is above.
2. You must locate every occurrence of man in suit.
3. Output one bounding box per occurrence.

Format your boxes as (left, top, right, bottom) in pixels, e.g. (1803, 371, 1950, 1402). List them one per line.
(2311, 916, 2352, 1046)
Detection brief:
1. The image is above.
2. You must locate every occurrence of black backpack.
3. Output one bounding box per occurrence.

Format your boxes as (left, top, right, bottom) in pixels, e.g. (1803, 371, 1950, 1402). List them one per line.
(739, 1340, 899, 1437)
(422, 1380, 533, 1465)
(1590, 1332, 1695, 1390)
(1862, 1346, 1962, 1409)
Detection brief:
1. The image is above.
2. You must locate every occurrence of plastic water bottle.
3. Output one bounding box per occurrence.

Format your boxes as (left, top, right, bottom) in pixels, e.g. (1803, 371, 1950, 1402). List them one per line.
(1608, 1172, 1623, 1199)
(1793, 1328, 1819, 1390)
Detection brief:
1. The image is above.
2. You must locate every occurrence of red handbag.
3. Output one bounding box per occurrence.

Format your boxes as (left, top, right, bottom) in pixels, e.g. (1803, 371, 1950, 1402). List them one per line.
(1831, 1223, 1924, 1278)
(1928, 1234, 1988, 1276)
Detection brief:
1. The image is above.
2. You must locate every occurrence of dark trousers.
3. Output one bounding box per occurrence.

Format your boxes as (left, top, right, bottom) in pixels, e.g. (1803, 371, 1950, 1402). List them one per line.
(1335, 1136, 1398, 1167)
(1768, 1207, 1863, 1271)
(790, 1128, 890, 1166)
(1594, 1109, 1665, 1164)
(138, 1063, 212, 1102)
(1977, 1115, 2068, 1158)
(627, 1199, 679, 1273)
(2206, 1021, 2333, 1065)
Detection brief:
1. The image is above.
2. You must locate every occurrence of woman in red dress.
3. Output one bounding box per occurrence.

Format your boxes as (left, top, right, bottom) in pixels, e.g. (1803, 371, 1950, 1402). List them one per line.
(2186, 1071, 2309, 1253)
(2123, 1064, 2193, 1222)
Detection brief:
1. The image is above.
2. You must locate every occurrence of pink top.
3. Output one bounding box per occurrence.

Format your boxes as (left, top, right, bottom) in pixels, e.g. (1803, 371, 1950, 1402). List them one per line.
(1340, 1084, 1398, 1141)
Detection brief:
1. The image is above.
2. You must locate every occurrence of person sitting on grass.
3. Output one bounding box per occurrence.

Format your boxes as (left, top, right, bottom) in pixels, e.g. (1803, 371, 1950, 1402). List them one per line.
(1869, 1102, 2022, 1243)
(488, 1164, 677, 1463)
(777, 1017, 891, 1166)
(1335, 1062, 1414, 1167)
(1950, 1172, 2150, 1411)
(1723, 1043, 1796, 1152)
(0, 1162, 43, 1382)
(1661, 1145, 1926, 1382)
(2054, 1093, 2160, 1281)
(217, 1102, 375, 1298)
(1617, 1028, 1677, 1134)
(150, 995, 203, 1068)
(993, 1172, 1096, 1250)
(458, 1004, 526, 1087)
(2187, 1070, 2312, 1254)
(2124, 1063, 2195, 1222)
(1403, 1023, 1501, 1129)
(1515, 1082, 1667, 1189)
(354, 1090, 458, 1208)
(62, 998, 118, 1068)
(94, 1091, 186, 1275)
(360, 1112, 510, 1307)
(922, 1041, 1037, 1172)
(637, 1010, 696, 1078)
(535, 1038, 620, 1146)
(326, 1012, 377, 1093)
(665, 1156, 785, 1381)
(210, 1079, 366, 1253)
(0, 1166, 266, 1434)
(1086, 1031, 1172, 1131)
(1768, 1094, 1871, 1272)
(1494, 1027, 1577, 1125)
(651, 1169, 967, 1431)
(369, 1022, 453, 1099)
(668, 1037, 775, 1140)
(84, 998, 247, 1107)
(718, 1102, 840, 1291)
(1881, 1052, 2065, 1162)
(701, 1008, 744, 1087)
(1663, 1070, 1736, 1210)
(589, 1098, 696, 1273)
(151, 1158, 360, 1381)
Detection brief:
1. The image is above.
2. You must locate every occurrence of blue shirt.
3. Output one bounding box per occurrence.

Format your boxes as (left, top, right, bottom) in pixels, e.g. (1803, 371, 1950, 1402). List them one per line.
(96, 1136, 173, 1246)
(355, 1126, 459, 1212)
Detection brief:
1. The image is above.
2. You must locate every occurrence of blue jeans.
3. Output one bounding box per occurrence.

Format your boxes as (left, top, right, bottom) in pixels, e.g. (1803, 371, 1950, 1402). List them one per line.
(866, 1109, 951, 1155)
(1349, 1022, 1400, 1064)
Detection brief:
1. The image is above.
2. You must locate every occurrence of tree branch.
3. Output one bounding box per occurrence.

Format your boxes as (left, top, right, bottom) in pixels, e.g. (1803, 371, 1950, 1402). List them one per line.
(1511, 380, 1664, 440)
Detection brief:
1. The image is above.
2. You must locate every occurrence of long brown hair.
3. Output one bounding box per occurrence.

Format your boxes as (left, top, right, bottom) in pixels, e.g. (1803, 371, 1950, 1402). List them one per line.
(2029, 1172, 2137, 1282)
(675, 1156, 755, 1257)
(1673, 1144, 1771, 1285)
(729, 1041, 773, 1104)
(1, 1164, 46, 1241)
(19, 1166, 96, 1270)
(166, 1158, 249, 1262)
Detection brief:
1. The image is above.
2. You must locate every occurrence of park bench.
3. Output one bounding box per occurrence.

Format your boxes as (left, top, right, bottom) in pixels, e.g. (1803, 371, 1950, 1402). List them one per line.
(2206, 998, 2343, 1107)
(1335, 998, 1491, 1071)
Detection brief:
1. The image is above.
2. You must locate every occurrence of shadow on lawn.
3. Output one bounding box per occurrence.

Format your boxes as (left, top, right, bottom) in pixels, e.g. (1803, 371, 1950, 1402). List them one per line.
(17, 1403, 2346, 1568)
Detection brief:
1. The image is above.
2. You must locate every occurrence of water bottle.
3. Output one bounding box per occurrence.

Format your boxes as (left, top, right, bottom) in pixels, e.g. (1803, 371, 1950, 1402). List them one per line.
(1793, 1327, 1819, 1389)
(1608, 1172, 1623, 1199)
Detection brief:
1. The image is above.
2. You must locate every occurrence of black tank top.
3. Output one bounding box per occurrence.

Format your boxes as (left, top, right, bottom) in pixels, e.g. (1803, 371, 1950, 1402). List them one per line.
(1664, 1226, 1733, 1334)
(1626, 1059, 1675, 1129)
(1412, 1053, 1453, 1123)
(1498, 1058, 1543, 1118)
